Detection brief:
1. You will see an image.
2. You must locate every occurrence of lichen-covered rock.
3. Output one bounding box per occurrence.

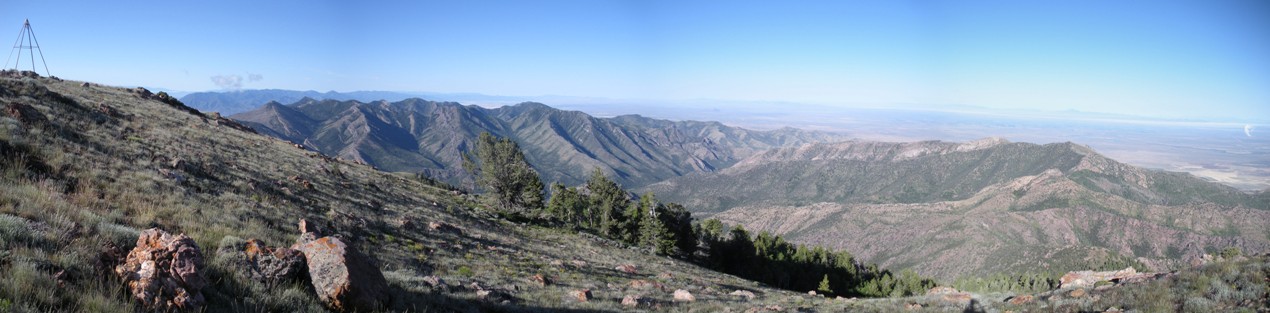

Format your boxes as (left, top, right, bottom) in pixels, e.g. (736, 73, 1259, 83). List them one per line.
(243, 239, 307, 286)
(293, 222, 390, 312)
(115, 228, 206, 311)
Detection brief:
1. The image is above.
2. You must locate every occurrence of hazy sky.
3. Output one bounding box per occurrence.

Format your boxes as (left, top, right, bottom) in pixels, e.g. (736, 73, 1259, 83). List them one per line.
(3, 1, 1268, 121)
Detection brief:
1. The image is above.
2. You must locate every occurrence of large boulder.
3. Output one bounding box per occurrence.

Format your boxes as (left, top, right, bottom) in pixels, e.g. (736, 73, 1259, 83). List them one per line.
(114, 228, 207, 311)
(292, 220, 390, 312)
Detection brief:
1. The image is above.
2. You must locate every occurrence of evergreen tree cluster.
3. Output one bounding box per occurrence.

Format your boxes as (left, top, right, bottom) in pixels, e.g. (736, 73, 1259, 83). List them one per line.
(545, 169, 697, 257)
(952, 272, 1058, 294)
(695, 219, 936, 297)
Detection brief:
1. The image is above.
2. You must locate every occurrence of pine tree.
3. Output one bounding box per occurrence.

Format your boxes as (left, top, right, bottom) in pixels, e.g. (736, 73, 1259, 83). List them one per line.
(464, 132, 543, 214)
(662, 202, 697, 257)
(546, 183, 586, 224)
(818, 274, 834, 294)
(585, 168, 628, 236)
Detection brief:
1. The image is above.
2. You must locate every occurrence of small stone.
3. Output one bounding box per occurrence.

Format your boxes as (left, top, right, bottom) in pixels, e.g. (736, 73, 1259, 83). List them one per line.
(422, 275, 445, 288)
(615, 264, 637, 274)
(1069, 288, 1087, 298)
(428, 221, 462, 234)
(568, 289, 592, 302)
(622, 294, 643, 307)
(297, 219, 322, 235)
(730, 289, 756, 300)
(477, 289, 513, 303)
(530, 274, 550, 287)
(673, 289, 695, 302)
(630, 279, 657, 289)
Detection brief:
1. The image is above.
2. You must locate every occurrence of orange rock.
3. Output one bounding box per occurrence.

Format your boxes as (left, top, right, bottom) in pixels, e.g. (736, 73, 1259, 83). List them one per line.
(293, 231, 389, 311)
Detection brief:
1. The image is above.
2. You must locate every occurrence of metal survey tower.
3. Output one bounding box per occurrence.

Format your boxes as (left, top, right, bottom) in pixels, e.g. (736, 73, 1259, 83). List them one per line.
(6, 19, 51, 76)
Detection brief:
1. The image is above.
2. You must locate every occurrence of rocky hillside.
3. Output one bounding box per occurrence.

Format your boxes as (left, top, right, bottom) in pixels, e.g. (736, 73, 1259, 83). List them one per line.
(0, 72, 860, 312)
(642, 138, 1270, 280)
(231, 98, 841, 188)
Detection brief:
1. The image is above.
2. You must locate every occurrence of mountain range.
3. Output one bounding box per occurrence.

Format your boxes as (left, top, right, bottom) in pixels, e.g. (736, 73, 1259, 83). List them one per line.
(641, 138, 1270, 279)
(4, 72, 1268, 311)
(229, 98, 841, 188)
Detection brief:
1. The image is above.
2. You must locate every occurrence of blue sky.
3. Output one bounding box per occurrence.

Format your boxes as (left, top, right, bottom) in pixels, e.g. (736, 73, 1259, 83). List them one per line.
(2, 1, 1268, 121)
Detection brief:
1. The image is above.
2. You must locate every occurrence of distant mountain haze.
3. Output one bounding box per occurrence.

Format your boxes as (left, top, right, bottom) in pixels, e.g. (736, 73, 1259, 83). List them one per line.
(230, 99, 843, 188)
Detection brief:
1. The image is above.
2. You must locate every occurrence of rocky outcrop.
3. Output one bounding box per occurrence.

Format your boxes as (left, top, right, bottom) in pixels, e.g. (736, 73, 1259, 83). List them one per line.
(114, 228, 207, 311)
(926, 286, 959, 295)
(1059, 267, 1138, 288)
(291, 219, 390, 312)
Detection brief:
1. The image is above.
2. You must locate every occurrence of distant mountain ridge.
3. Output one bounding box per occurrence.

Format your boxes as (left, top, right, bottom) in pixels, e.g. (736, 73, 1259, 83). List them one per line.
(642, 139, 1270, 280)
(180, 89, 423, 115)
(231, 98, 842, 188)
